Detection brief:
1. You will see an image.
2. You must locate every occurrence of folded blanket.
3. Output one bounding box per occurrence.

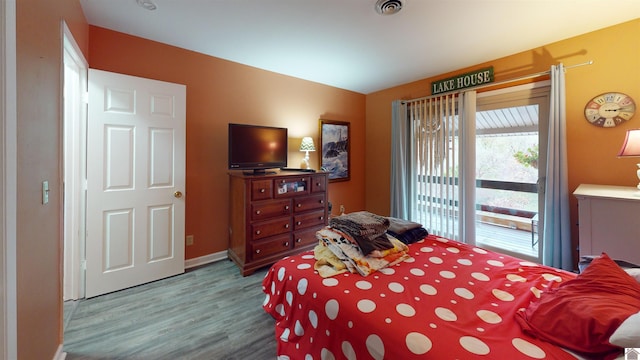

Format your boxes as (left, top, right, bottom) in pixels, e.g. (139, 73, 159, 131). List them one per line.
(387, 217, 423, 234)
(314, 240, 348, 278)
(315, 227, 410, 277)
(329, 211, 393, 254)
(388, 227, 429, 245)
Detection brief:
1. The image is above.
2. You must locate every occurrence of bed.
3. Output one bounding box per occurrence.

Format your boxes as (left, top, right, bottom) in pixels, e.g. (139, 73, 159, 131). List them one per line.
(262, 213, 640, 360)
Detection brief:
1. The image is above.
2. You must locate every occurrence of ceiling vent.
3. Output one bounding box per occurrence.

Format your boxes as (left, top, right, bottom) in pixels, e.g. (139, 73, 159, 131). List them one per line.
(375, 0, 404, 15)
(136, 0, 157, 11)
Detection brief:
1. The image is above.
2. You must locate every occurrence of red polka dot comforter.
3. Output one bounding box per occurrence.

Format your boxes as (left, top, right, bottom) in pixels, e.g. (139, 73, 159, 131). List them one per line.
(262, 234, 580, 359)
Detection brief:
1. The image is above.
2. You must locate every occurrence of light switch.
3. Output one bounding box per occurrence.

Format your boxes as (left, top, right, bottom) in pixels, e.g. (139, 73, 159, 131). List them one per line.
(42, 180, 49, 204)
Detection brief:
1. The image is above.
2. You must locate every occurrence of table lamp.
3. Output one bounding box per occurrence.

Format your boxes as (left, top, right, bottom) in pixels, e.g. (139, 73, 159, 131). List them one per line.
(300, 137, 316, 169)
(617, 129, 640, 189)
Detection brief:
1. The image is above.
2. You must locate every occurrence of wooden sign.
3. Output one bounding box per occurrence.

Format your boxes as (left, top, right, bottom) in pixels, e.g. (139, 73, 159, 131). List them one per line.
(431, 67, 494, 95)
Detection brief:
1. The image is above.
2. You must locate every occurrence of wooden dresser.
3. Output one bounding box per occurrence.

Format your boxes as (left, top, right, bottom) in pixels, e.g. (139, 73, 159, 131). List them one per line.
(574, 184, 640, 265)
(228, 171, 328, 275)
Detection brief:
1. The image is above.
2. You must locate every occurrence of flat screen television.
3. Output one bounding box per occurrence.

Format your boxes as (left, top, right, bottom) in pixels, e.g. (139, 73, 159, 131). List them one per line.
(228, 123, 288, 174)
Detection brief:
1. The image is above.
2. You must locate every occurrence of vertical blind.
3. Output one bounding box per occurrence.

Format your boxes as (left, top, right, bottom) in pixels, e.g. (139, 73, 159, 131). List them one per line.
(408, 94, 461, 241)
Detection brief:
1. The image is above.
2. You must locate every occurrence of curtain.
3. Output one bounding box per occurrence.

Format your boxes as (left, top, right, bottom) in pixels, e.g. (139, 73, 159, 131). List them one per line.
(542, 64, 572, 270)
(390, 100, 410, 219)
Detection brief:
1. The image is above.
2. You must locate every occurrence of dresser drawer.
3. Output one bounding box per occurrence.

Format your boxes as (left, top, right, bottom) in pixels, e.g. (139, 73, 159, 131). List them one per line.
(251, 199, 292, 221)
(251, 179, 273, 201)
(251, 217, 292, 240)
(311, 174, 327, 193)
(293, 227, 320, 249)
(294, 209, 326, 230)
(250, 233, 292, 261)
(294, 194, 326, 212)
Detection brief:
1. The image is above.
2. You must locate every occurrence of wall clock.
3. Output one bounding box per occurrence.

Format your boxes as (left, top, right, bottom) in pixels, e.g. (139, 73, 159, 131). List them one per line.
(584, 92, 636, 128)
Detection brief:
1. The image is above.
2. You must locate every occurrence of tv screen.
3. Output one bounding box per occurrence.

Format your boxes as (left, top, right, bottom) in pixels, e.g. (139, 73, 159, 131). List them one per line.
(228, 123, 288, 174)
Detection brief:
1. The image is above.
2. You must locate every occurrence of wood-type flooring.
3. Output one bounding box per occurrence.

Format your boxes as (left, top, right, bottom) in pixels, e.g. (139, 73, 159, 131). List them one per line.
(63, 259, 276, 360)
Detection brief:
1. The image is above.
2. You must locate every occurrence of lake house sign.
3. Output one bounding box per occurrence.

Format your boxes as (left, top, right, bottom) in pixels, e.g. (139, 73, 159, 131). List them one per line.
(431, 67, 494, 95)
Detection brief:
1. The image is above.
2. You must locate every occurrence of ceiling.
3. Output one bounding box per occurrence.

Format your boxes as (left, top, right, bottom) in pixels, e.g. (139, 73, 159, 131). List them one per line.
(79, 0, 640, 94)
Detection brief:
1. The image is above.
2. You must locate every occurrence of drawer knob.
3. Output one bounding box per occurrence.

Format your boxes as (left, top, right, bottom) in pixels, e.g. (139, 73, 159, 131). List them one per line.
(285, 205, 289, 210)
(256, 249, 261, 254)
(256, 230, 261, 235)
(320, 200, 324, 204)
(320, 216, 324, 221)
(285, 224, 289, 229)
(260, 188, 265, 193)
(296, 238, 301, 243)
(297, 203, 302, 208)
(297, 221, 302, 225)
(284, 242, 289, 247)
(316, 182, 321, 186)
(255, 210, 261, 215)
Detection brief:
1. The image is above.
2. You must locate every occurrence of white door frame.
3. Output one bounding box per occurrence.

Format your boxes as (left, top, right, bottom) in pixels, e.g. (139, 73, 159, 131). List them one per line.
(1, 0, 18, 358)
(62, 22, 88, 300)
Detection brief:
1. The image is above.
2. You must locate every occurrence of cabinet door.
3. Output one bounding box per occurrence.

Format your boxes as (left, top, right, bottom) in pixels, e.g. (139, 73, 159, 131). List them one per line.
(251, 180, 273, 200)
(274, 177, 309, 198)
(311, 174, 327, 193)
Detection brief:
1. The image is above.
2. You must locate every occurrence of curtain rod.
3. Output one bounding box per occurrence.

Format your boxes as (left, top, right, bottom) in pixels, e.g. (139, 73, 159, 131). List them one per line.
(400, 60, 593, 104)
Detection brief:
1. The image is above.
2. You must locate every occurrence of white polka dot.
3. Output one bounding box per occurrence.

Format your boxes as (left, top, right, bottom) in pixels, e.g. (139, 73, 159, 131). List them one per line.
(410, 268, 426, 276)
(356, 280, 373, 290)
(542, 273, 562, 282)
(530, 287, 543, 298)
(357, 299, 377, 313)
(519, 261, 538, 267)
(396, 303, 416, 317)
(454, 287, 474, 300)
(406, 332, 432, 355)
(429, 257, 443, 264)
(278, 267, 286, 281)
(440, 270, 456, 279)
(320, 348, 336, 360)
(379, 267, 395, 275)
(459, 336, 490, 355)
(325, 299, 339, 320)
(294, 320, 304, 336)
(297, 263, 312, 270)
(477, 310, 502, 324)
(297, 278, 308, 295)
(447, 247, 460, 253)
(263, 294, 271, 306)
(366, 334, 385, 360)
(435, 307, 457, 321)
(404, 257, 416, 263)
(286, 291, 293, 305)
(492, 289, 515, 301)
(301, 254, 315, 260)
(457, 258, 473, 266)
(280, 327, 290, 342)
(471, 272, 490, 281)
(507, 274, 526, 282)
(512, 338, 546, 359)
(309, 310, 318, 328)
(323, 278, 339, 287)
(487, 259, 504, 267)
(388, 282, 404, 293)
(473, 248, 488, 254)
(420, 247, 434, 253)
(342, 341, 356, 360)
(420, 284, 437, 295)
(275, 303, 285, 317)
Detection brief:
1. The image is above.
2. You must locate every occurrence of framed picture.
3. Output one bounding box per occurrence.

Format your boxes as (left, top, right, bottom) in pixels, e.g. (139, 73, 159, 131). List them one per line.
(320, 120, 350, 182)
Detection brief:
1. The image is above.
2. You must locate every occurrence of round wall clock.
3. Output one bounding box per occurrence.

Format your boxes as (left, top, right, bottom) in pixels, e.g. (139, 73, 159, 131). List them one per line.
(584, 92, 636, 128)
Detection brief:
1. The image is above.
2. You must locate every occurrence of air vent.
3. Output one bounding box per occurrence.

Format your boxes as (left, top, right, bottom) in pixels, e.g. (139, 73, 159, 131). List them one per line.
(375, 0, 404, 15)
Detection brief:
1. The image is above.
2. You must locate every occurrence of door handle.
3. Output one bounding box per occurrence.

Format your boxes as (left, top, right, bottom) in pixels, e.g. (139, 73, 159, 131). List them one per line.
(174, 191, 183, 198)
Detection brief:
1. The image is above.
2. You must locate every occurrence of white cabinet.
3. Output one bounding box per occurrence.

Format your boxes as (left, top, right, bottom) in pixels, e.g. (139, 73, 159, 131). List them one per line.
(574, 184, 640, 264)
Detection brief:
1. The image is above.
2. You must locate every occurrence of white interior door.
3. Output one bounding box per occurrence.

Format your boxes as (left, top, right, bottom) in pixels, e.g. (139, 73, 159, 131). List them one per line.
(86, 69, 186, 298)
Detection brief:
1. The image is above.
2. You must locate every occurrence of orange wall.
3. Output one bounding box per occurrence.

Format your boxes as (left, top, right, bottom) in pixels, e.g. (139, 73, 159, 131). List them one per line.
(88, 26, 367, 260)
(16, 0, 89, 358)
(365, 19, 640, 266)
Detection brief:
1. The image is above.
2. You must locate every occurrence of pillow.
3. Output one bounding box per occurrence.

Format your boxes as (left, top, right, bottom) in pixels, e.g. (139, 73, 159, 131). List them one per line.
(625, 268, 640, 282)
(515, 253, 640, 359)
(610, 310, 640, 348)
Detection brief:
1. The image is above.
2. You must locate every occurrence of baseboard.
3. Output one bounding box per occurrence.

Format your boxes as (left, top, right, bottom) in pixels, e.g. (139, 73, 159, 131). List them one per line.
(184, 250, 228, 269)
(53, 344, 66, 360)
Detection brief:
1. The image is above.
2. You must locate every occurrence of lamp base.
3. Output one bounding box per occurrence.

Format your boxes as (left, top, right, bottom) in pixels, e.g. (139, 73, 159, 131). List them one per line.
(302, 152, 311, 169)
(636, 164, 640, 190)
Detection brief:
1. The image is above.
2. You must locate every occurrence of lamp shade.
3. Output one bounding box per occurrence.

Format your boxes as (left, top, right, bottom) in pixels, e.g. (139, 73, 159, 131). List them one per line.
(300, 137, 316, 152)
(618, 129, 640, 157)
